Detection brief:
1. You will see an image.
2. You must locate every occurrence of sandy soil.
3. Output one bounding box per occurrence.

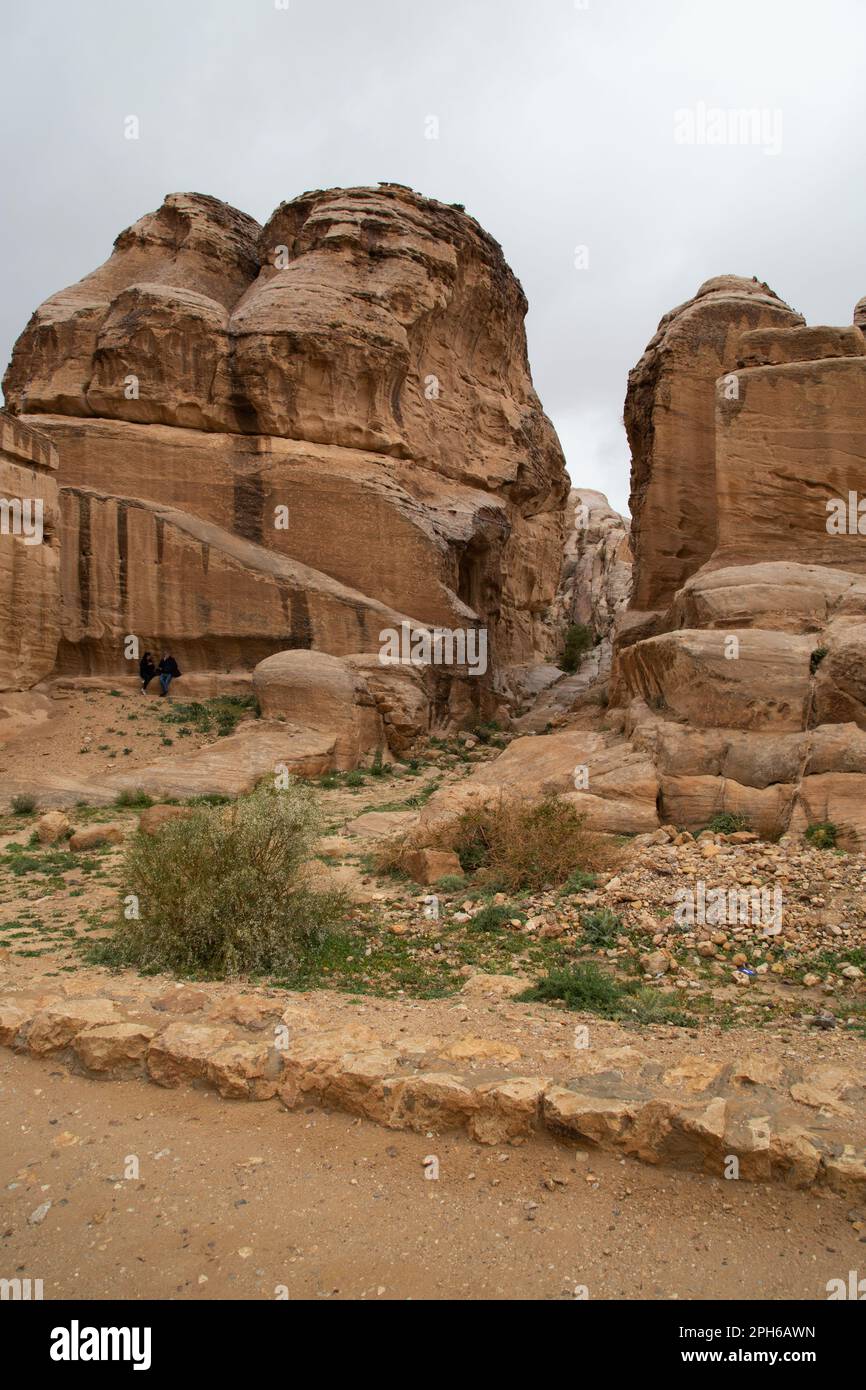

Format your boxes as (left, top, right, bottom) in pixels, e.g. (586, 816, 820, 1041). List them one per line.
(1, 1050, 863, 1302)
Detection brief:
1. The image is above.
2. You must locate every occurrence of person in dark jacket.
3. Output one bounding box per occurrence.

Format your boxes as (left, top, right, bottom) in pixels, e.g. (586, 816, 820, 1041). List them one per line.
(139, 651, 157, 694)
(158, 653, 181, 698)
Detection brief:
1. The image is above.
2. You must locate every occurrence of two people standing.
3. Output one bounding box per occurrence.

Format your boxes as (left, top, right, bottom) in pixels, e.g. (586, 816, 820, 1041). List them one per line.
(139, 651, 182, 697)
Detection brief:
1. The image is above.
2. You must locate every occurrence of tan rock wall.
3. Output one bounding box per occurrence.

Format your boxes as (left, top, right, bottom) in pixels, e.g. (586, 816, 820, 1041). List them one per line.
(0, 415, 61, 690)
(625, 276, 803, 612)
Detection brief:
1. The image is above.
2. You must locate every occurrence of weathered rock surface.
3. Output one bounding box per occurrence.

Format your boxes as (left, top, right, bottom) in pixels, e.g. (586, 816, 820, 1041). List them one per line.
(0, 416, 61, 690)
(0, 982, 863, 1189)
(3, 186, 569, 709)
(578, 279, 866, 848)
(625, 275, 803, 613)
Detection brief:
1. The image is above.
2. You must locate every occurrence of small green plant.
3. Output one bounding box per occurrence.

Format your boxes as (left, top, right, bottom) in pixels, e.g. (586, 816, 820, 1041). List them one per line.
(559, 623, 595, 674)
(114, 789, 154, 809)
(471, 902, 523, 932)
(434, 874, 466, 893)
(810, 647, 828, 675)
(580, 907, 622, 948)
(519, 962, 691, 1025)
(345, 770, 366, 788)
(805, 820, 838, 850)
(519, 962, 626, 1014)
(561, 868, 597, 895)
(705, 812, 751, 835)
(10, 794, 37, 816)
(369, 751, 387, 777)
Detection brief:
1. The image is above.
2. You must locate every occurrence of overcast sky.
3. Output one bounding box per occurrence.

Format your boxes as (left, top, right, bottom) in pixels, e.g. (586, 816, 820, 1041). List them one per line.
(2, 0, 864, 514)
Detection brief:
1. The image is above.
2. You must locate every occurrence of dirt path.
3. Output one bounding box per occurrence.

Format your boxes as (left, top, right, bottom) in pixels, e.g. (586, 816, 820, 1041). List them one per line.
(1, 1050, 861, 1302)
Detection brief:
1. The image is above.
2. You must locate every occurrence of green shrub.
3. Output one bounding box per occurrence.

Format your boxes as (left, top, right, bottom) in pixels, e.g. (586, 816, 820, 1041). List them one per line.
(518, 962, 625, 1014)
(580, 908, 622, 948)
(471, 902, 523, 932)
(10, 794, 37, 816)
(705, 812, 751, 835)
(368, 751, 387, 777)
(161, 696, 258, 739)
(345, 770, 366, 788)
(518, 962, 691, 1025)
(805, 820, 838, 850)
(810, 647, 828, 675)
(114, 789, 154, 809)
(561, 868, 597, 895)
(559, 624, 595, 674)
(434, 874, 466, 893)
(95, 782, 348, 975)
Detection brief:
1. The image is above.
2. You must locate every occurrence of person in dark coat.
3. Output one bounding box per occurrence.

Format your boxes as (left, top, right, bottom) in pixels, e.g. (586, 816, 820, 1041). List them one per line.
(158, 653, 181, 698)
(139, 651, 157, 694)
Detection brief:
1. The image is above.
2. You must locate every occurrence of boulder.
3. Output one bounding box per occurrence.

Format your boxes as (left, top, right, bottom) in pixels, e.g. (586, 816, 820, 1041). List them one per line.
(404, 847, 463, 885)
(35, 810, 71, 845)
(252, 650, 386, 770)
(68, 823, 126, 851)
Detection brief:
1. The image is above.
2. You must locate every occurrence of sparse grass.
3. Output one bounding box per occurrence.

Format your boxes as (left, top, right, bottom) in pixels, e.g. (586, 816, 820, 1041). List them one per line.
(160, 695, 259, 740)
(561, 868, 598, 895)
(470, 902, 524, 932)
(705, 812, 751, 835)
(10, 794, 37, 816)
(434, 874, 466, 893)
(114, 789, 154, 809)
(518, 962, 692, 1026)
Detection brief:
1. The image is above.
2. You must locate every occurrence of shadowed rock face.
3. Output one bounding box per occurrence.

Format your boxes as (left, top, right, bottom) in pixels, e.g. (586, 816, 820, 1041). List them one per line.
(3, 186, 568, 681)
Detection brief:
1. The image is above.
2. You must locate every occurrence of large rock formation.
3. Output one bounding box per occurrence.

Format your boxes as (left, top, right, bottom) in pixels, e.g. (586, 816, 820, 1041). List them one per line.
(625, 276, 803, 616)
(3, 187, 568, 712)
(608, 294, 866, 846)
(441, 281, 866, 851)
(1, 187, 569, 761)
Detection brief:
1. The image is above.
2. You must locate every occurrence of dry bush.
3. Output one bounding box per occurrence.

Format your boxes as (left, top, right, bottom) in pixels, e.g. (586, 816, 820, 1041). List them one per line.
(376, 794, 618, 892)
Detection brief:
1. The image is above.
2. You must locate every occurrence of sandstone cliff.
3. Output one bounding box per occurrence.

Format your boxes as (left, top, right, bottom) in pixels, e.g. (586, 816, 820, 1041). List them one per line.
(4, 187, 568, 703)
(432, 281, 866, 851)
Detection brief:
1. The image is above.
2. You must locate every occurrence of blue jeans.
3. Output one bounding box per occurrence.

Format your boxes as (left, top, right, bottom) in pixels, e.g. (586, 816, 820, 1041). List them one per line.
(159, 672, 174, 696)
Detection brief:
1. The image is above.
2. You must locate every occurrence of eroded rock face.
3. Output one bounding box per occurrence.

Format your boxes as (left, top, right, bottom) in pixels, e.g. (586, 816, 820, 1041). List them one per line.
(625, 276, 803, 613)
(0, 415, 61, 690)
(4, 186, 569, 693)
(594, 282, 866, 847)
